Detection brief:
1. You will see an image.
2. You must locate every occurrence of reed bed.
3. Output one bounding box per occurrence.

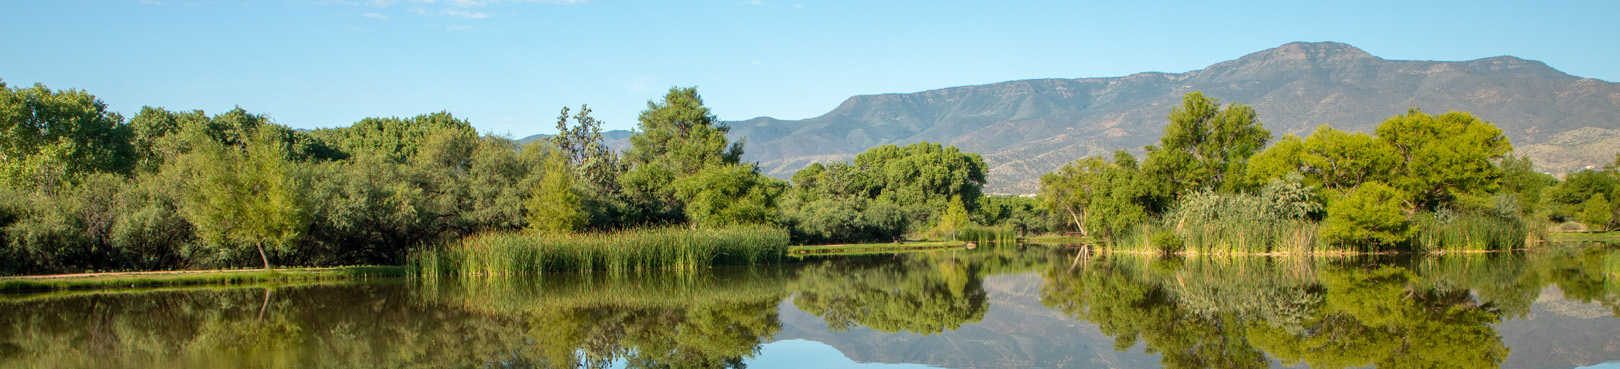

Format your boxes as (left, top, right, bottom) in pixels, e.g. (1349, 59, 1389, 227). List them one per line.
(408, 225, 790, 277)
(1411, 212, 1528, 252)
(953, 224, 1018, 244)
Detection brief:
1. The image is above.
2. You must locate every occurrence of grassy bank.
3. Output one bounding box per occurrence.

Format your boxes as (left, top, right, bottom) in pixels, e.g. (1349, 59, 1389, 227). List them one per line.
(409, 225, 790, 277)
(788, 240, 972, 256)
(0, 266, 405, 294)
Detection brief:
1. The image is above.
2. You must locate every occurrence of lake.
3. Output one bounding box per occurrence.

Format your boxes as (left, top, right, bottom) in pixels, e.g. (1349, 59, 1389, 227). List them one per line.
(3, 243, 1619, 368)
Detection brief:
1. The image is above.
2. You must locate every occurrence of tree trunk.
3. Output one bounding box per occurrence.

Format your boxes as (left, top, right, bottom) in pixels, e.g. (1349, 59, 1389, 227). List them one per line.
(257, 243, 272, 271)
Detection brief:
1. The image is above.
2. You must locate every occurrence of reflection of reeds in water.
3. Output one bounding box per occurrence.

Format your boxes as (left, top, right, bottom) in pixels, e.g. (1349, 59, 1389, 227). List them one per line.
(408, 226, 789, 277)
(418, 266, 796, 314)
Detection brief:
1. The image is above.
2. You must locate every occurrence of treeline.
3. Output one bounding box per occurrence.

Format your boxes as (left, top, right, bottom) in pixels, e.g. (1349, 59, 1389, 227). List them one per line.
(1040, 91, 1620, 253)
(0, 81, 1046, 275)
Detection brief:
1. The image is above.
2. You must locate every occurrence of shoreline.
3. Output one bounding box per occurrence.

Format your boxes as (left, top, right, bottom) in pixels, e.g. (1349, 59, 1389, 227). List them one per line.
(0, 266, 405, 294)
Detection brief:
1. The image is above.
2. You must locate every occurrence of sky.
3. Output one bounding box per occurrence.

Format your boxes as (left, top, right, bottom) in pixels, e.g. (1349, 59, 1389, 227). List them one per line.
(2, 0, 1617, 137)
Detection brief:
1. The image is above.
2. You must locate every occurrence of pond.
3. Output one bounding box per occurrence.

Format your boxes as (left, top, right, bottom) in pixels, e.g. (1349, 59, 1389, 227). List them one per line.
(3, 243, 1619, 368)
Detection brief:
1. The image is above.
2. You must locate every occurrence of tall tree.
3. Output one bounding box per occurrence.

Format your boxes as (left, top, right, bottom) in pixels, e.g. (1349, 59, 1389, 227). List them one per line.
(620, 87, 745, 223)
(180, 128, 306, 270)
(0, 81, 135, 194)
(1145, 92, 1271, 194)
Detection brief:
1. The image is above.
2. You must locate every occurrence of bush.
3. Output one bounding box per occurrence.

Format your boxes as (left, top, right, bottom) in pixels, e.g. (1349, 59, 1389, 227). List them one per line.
(1323, 182, 1413, 251)
(1150, 230, 1184, 254)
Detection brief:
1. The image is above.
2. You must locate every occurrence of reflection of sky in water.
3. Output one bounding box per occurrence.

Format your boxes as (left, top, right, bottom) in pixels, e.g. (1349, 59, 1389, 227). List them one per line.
(748, 340, 942, 369)
(606, 339, 941, 369)
(1579, 363, 1620, 369)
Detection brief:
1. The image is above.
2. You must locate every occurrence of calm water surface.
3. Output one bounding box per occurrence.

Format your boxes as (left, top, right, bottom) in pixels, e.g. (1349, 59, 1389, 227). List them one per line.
(3, 244, 1619, 368)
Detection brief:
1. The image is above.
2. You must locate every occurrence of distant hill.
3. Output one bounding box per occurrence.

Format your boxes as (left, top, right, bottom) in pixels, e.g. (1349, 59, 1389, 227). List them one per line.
(717, 41, 1620, 194)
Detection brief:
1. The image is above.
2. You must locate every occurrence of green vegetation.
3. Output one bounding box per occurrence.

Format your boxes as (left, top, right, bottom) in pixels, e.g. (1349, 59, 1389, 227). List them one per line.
(409, 225, 788, 277)
(1040, 92, 1562, 254)
(0, 266, 403, 294)
(1043, 248, 1620, 369)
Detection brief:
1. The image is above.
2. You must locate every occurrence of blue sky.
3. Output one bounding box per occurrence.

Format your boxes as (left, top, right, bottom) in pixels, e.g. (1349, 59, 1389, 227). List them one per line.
(3, 0, 1616, 137)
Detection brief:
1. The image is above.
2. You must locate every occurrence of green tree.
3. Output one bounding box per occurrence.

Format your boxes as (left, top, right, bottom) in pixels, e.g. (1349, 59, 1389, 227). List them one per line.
(0, 81, 135, 194)
(1583, 193, 1613, 232)
(1242, 134, 1305, 186)
(938, 195, 969, 240)
(1299, 126, 1400, 192)
(1145, 92, 1271, 194)
(674, 164, 785, 227)
(1375, 109, 1511, 210)
(621, 87, 744, 223)
(180, 128, 307, 270)
(1323, 182, 1412, 250)
(550, 105, 622, 195)
(525, 145, 587, 235)
(1498, 154, 1553, 216)
(1039, 156, 1106, 234)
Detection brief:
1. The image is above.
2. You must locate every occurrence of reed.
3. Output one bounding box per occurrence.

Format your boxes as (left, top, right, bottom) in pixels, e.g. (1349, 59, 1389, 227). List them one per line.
(408, 225, 790, 277)
(1410, 212, 1528, 252)
(953, 224, 1018, 244)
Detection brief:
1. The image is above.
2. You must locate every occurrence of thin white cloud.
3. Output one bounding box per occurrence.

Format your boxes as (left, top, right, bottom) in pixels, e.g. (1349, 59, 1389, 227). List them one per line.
(445, 25, 476, 31)
(362, 12, 390, 19)
(367, 0, 399, 7)
(747, 0, 762, 4)
(408, 7, 429, 15)
(444, 8, 492, 18)
(750, 61, 764, 66)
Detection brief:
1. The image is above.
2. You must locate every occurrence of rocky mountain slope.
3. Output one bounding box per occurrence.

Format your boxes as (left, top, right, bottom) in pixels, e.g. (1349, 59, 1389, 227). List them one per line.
(731, 42, 1620, 194)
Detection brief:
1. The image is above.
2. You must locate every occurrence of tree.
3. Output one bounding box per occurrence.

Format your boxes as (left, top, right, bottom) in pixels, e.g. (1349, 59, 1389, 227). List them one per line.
(1582, 194, 1613, 232)
(1145, 92, 1271, 194)
(180, 128, 307, 270)
(1039, 156, 1107, 234)
(1299, 126, 1400, 192)
(621, 87, 743, 223)
(550, 105, 622, 196)
(939, 195, 969, 240)
(1374, 109, 1511, 210)
(525, 145, 587, 235)
(1323, 182, 1412, 250)
(674, 164, 785, 227)
(0, 81, 135, 194)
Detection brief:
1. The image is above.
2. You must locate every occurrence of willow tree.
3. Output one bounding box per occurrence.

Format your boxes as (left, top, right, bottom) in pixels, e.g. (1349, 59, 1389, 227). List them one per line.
(181, 128, 306, 270)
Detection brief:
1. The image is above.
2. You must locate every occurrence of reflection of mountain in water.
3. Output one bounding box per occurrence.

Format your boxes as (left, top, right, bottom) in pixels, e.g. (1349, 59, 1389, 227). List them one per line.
(1500, 287, 1620, 369)
(774, 272, 1162, 369)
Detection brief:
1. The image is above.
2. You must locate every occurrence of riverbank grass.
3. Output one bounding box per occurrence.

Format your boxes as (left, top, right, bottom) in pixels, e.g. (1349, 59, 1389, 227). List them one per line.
(0, 266, 405, 294)
(410, 225, 789, 277)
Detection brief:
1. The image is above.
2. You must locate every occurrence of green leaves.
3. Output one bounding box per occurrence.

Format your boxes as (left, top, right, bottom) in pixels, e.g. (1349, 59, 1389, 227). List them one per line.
(1146, 92, 1271, 194)
(1323, 182, 1413, 250)
(0, 82, 134, 194)
(180, 127, 307, 269)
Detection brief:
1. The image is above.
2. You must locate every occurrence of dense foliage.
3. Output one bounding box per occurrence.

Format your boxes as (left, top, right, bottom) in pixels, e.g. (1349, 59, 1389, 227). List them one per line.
(0, 84, 810, 275)
(1039, 92, 1580, 253)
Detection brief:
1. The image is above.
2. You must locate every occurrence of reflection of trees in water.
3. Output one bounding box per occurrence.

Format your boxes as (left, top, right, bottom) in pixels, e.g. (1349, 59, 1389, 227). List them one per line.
(788, 244, 1066, 335)
(1040, 249, 1620, 369)
(0, 269, 793, 369)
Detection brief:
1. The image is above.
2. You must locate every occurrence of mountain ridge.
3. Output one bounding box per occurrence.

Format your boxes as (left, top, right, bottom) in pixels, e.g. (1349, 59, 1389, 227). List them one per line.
(527, 42, 1620, 194)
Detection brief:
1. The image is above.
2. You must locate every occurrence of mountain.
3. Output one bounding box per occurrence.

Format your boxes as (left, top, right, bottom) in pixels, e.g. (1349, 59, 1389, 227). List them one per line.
(723, 41, 1620, 194)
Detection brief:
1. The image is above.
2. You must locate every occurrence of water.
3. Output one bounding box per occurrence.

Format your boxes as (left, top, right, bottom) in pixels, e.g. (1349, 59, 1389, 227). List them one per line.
(2, 244, 1618, 368)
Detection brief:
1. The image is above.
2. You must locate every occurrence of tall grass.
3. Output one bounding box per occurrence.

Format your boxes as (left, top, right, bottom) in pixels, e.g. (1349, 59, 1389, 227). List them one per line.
(1411, 212, 1528, 252)
(953, 224, 1018, 244)
(408, 225, 790, 277)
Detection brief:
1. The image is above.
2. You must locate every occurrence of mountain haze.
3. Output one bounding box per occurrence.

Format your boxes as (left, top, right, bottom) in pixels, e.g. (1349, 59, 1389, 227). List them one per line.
(719, 41, 1620, 194)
